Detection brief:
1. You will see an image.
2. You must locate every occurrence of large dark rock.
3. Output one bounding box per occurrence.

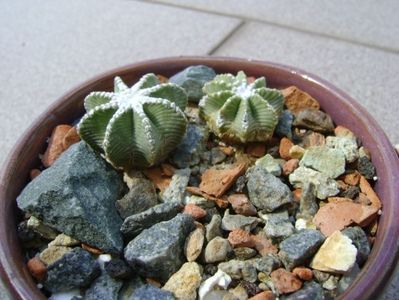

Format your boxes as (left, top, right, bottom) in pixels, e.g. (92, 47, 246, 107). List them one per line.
(124, 214, 195, 282)
(17, 142, 126, 253)
(342, 226, 370, 266)
(120, 202, 183, 239)
(84, 273, 123, 300)
(44, 248, 100, 293)
(131, 284, 175, 300)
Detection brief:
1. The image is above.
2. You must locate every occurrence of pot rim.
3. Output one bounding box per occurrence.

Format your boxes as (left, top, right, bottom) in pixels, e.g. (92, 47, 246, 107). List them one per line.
(1, 56, 398, 300)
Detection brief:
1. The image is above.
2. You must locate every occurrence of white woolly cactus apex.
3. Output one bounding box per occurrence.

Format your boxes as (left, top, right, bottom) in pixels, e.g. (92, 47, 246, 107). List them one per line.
(77, 74, 188, 170)
(198, 71, 284, 143)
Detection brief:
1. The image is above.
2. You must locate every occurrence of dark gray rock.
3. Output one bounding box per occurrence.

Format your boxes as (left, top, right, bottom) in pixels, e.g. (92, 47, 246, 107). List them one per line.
(282, 281, 324, 300)
(124, 214, 195, 282)
(205, 214, 222, 242)
(251, 254, 281, 274)
(337, 263, 360, 294)
(293, 108, 335, 133)
(275, 110, 294, 139)
(44, 248, 100, 293)
(233, 175, 247, 193)
(104, 258, 132, 279)
(298, 183, 318, 218)
(246, 166, 293, 212)
(218, 259, 258, 282)
(221, 210, 260, 231)
(121, 202, 182, 239)
(116, 177, 158, 219)
(169, 65, 216, 101)
(161, 168, 190, 204)
(278, 229, 325, 270)
(357, 156, 376, 180)
(262, 210, 295, 241)
(171, 123, 209, 168)
(131, 284, 175, 300)
(118, 276, 145, 300)
(342, 226, 370, 266)
(84, 273, 123, 300)
(340, 185, 360, 199)
(17, 142, 125, 253)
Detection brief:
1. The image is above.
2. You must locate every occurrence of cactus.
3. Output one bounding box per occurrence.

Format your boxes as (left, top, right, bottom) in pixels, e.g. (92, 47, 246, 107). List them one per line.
(199, 71, 284, 143)
(77, 74, 188, 170)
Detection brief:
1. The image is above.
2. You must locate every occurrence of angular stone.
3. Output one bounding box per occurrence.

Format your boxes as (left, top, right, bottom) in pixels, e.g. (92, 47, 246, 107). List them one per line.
(342, 226, 370, 266)
(84, 273, 123, 300)
(251, 254, 281, 274)
(162, 168, 191, 204)
(311, 231, 357, 273)
(218, 260, 258, 282)
(26, 216, 59, 240)
(255, 154, 282, 176)
(228, 229, 255, 248)
(44, 248, 100, 293)
(322, 275, 339, 290)
(283, 281, 324, 300)
(118, 276, 145, 300)
(300, 146, 345, 179)
(292, 267, 313, 281)
(198, 269, 232, 300)
(260, 210, 295, 241)
(62, 126, 80, 150)
(249, 290, 275, 300)
(143, 167, 172, 192)
(184, 227, 205, 262)
(40, 246, 73, 265)
(281, 86, 320, 114)
(278, 229, 325, 270)
(120, 202, 182, 239)
(185, 195, 215, 209)
(252, 231, 278, 256)
(359, 176, 381, 209)
(104, 258, 132, 279)
(279, 137, 294, 160)
(336, 263, 360, 294)
(282, 159, 300, 176)
(116, 177, 158, 219)
(124, 214, 195, 282)
(357, 156, 376, 180)
(49, 233, 80, 247)
(270, 268, 302, 294)
(289, 166, 339, 199)
(206, 214, 223, 242)
(183, 203, 207, 220)
(289, 145, 305, 160)
(297, 183, 318, 219)
(275, 110, 294, 139)
(326, 136, 358, 163)
(246, 166, 293, 212)
(41, 124, 72, 167)
(301, 132, 326, 148)
(204, 237, 232, 263)
(221, 210, 260, 231)
(17, 142, 125, 253)
(132, 285, 175, 300)
(163, 262, 203, 300)
(211, 147, 227, 164)
(228, 194, 257, 216)
(293, 109, 334, 133)
(169, 65, 216, 102)
(234, 247, 257, 260)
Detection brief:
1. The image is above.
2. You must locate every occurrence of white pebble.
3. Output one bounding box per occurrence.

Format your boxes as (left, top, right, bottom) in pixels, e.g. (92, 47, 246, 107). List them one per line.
(198, 269, 231, 300)
(49, 289, 81, 300)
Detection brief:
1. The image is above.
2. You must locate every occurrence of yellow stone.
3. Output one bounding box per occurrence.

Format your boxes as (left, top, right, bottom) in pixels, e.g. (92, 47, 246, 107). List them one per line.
(39, 246, 73, 265)
(289, 145, 305, 159)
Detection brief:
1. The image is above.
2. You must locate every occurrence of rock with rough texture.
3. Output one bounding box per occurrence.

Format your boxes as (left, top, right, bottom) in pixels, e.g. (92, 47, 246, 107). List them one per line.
(261, 210, 295, 241)
(218, 259, 258, 282)
(116, 177, 158, 219)
(275, 110, 294, 138)
(271, 268, 302, 294)
(104, 258, 132, 279)
(132, 284, 175, 300)
(199, 269, 232, 300)
(278, 229, 325, 270)
(162, 168, 191, 204)
(118, 276, 145, 300)
(211, 147, 227, 164)
(163, 262, 203, 300)
(185, 227, 205, 262)
(26, 216, 59, 240)
(246, 166, 293, 212)
(251, 254, 281, 274)
(289, 166, 339, 199)
(228, 194, 257, 216)
(255, 154, 282, 176)
(172, 124, 209, 168)
(124, 214, 195, 282)
(44, 248, 100, 293)
(41, 124, 72, 167)
(311, 230, 357, 273)
(252, 231, 279, 256)
(337, 263, 360, 294)
(17, 142, 125, 253)
(40, 246, 73, 265)
(185, 195, 215, 209)
(293, 108, 334, 133)
(120, 202, 182, 239)
(48, 234, 80, 247)
(27, 257, 47, 282)
(84, 273, 123, 300)
(326, 136, 358, 163)
(221, 210, 260, 231)
(234, 247, 258, 260)
(342, 226, 370, 266)
(300, 146, 346, 179)
(279, 137, 294, 160)
(206, 214, 223, 242)
(282, 159, 300, 176)
(281, 86, 320, 114)
(204, 237, 232, 263)
(228, 229, 255, 248)
(292, 267, 313, 281)
(183, 204, 207, 220)
(357, 156, 376, 180)
(169, 65, 216, 101)
(297, 183, 318, 219)
(283, 281, 324, 300)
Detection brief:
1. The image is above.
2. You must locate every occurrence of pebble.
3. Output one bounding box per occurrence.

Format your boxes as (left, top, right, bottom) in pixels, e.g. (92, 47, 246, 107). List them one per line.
(211, 147, 227, 164)
(27, 216, 59, 240)
(163, 262, 203, 300)
(260, 210, 295, 241)
(240, 281, 263, 298)
(275, 110, 294, 139)
(84, 273, 123, 300)
(282, 159, 299, 176)
(42, 124, 72, 167)
(118, 276, 145, 300)
(40, 246, 73, 265)
(234, 247, 258, 260)
(357, 156, 376, 180)
(279, 138, 293, 160)
(251, 254, 281, 274)
(326, 136, 358, 163)
(311, 230, 357, 273)
(283, 281, 324, 300)
(62, 126, 80, 150)
(131, 284, 175, 300)
(270, 268, 302, 294)
(322, 275, 339, 291)
(104, 258, 132, 279)
(218, 259, 258, 282)
(252, 232, 278, 256)
(228, 194, 257, 216)
(278, 229, 325, 270)
(334, 125, 355, 138)
(27, 256, 47, 281)
(246, 166, 293, 212)
(221, 210, 260, 231)
(248, 290, 275, 300)
(49, 234, 80, 247)
(301, 132, 326, 148)
(204, 237, 232, 263)
(247, 143, 267, 158)
(336, 263, 360, 294)
(229, 285, 250, 300)
(143, 167, 172, 191)
(185, 195, 215, 209)
(205, 214, 223, 242)
(255, 154, 282, 176)
(281, 86, 320, 114)
(162, 168, 191, 204)
(183, 204, 207, 220)
(297, 183, 318, 219)
(228, 229, 255, 248)
(343, 171, 361, 186)
(292, 267, 313, 281)
(293, 108, 334, 133)
(342, 226, 370, 266)
(295, 218, 317, 231)
(288, 145, 305, 159)
(198, 269, 232, 300)
(185, 227, 205, 262)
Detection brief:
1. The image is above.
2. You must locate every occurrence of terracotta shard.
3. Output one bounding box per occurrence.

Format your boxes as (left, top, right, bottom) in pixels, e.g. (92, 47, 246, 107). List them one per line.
(161, 163, 176, 177)
(281, 86, 320, 114)
(359, 176, 382, 209)
(228, 229, 256, 248)
(81, 243, 103, 255)
(143, 167, 172, 191)
(271, 268, 302, 294)
(41, 124, 72, 167)
(246, 143, 266, 158)
(186, 186, 229, 208)
(62, 126, 80, 150)
(27, 257, 47, 282)
(183, 204, 207, 220)
(279, 138, 293, 160)
(252, 232, 278, 256)
(292, 267, 313, 281)
(343, 171, 361, 186)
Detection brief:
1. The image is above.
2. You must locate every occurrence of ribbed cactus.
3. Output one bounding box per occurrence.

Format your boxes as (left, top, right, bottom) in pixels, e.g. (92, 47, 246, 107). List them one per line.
(199, 71, 284, 143)
(77, 74, 188, 170)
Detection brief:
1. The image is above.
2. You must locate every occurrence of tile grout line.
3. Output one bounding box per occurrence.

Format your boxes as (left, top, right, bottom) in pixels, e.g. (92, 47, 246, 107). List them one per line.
(207, 20, 245, 55)
(134, 0, 399, 55)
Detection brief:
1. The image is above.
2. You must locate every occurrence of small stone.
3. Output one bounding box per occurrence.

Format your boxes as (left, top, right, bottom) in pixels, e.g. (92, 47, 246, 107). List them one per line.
(116, 177, 158, 219)
(275, 110, 294, 139)
(228, 194, 257, 216)
(185, 195, 215, 209)
(221, 210, 260, 231)
(336, 263, 360, 294)
(288, 145, 305, 160)
(279, 138, 293, 160)
(342, 226, 370, 266)
(311, 230, 357, 273)
(40, 246, 73, 265)
(341, 186, 360, 199)
(234, 247, 258, 260)
(251, 254, 281, 274)
(246, 166, 293, 212)
(322, 275, 339, 290)
(295, 218, 317, 231)
(211, 147, 227, 164)
(240, 281, 263, 298)
(343, 172, 361, 186)
(359, 176, 382, 209)
(42, 125, 72, 167)
(334, 125, 355, 138)
(282, 159, 299, 176)
(249, 290, 275, 300)
(358, 146, 371, 159)
(357, 156, 376, 180)
(30, 169, 41, 180)
(302, 132, 326, 148)
(313, 201, 378, 236)
(120, 202, 182, 239)
(292, 267, 313, 281)
(44, 248, 100, 293)
(281, 86, 320, 114)
(124, 214, 195, 282)
(104, 258, 132, 279)
(205, 237, 232, 263)
(252, 232, 278, 256)
(255, 154, 282, 176)
(132, 284, 175, 300)
(169, 65, 216, 101)
(326, 136, 358, 163)
(283, 281, 324, 300)
(312, 270, 330, 283)
(27, 256, 47, 281)
(218, 260, 258, 282)
(300, 146, 346, 179)
(220, 146, 235, 156)
(185, 227, 205, 262)
(289, 166, 339, 199)
(261, 210, 295, 241)
(293, 109, 334, 133)
(49, 234, 80, 247)
(187, 186, 229, 208)
(229, 285, 251, 300)
(199, 269, 232, 300)
(228, 229, 255, 248)
(118, 276, 145, 300)
(183, 203, 207, 220)
(163, 262, 202, 300)
(81, 243, 103, 255)
(297, 183, 318, 219)
(62, 126, 80, 150)
(162, 168, 191, 204)
(247, 143, 267, 158)
(143, 167, 172, 191)
(84, 273, 123, 300)
(206, 214, 223, 242)
(270, 268, 302, 294)
(200, 164, 247, 198)
(161, 163, 176, 177)
(146, 278, 161, 288)
(27, 216, 59, 240)
(278, 229, 325, 270)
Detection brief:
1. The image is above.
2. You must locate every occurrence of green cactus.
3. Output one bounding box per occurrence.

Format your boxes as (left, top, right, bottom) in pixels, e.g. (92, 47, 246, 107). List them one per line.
(199, 71, 284, 143)
(77, 74, 188, 170)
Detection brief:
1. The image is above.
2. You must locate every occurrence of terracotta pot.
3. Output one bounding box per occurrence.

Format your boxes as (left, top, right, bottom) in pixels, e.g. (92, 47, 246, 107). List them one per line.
(0, 57, 398, 299)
